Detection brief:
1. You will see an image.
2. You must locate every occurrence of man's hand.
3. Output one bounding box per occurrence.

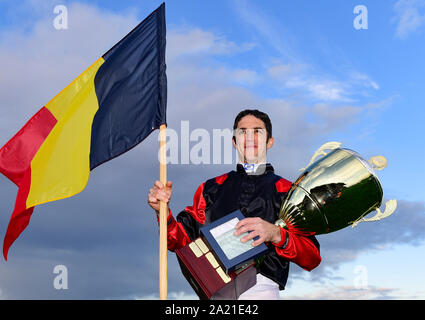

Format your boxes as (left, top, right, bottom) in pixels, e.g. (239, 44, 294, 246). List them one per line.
(234, 217, 281, 246)
(148, 180, 172, 213)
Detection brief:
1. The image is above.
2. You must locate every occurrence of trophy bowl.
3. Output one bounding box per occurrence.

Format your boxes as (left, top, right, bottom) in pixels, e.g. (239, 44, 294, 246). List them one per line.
(275, 145, 396, 235)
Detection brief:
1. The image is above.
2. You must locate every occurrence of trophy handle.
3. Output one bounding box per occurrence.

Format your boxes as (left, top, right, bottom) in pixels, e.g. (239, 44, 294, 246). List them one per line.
(351, 199, 397, 228)
(368, 155, 387, 171)
(300, 141, 342, 171)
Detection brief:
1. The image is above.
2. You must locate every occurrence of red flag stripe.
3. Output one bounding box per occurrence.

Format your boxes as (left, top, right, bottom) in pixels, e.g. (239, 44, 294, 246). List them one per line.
(0, 107, 57, 259)
(0, 107, 57, 186)
(3, 167, 34, 260)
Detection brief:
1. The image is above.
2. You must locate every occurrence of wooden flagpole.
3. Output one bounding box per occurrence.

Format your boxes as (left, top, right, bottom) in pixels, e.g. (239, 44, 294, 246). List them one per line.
(159, 124, 168, 300)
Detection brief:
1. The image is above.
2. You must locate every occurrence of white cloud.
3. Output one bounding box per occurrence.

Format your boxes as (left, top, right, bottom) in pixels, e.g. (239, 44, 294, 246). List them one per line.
(167, 28, 255, 61)
(393, 0, 425, 39)
(266, 63, 380, 102)
(0, 2, 140, 145)
(349, 72, 380, 90)
(267, 66, 349, 102)
(293, 78, 350, 102)
(267, 63, 305, 79)
(233, 0, 381, 103)
(232, 0, 299, 62)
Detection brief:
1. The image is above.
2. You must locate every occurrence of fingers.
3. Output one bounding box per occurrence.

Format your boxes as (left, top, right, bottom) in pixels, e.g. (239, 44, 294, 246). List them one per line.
(234, 217, 270, 246)
(251, 237, 264, 247)
(148, 194, 158, 203)
(153, 180, 172, 188)
(149, 190, 169, 203)
(151, 180, 172, 193)
(240, 230, 263, 244)
(234, 217, 261, 236)
(147, 181, 173, 210)
(237, 230, 265, 247)
(234, 217, 261, 246)
(154, 180, 164, 189)
(149, 188, 168, 202)
(147, 191, 160, 211)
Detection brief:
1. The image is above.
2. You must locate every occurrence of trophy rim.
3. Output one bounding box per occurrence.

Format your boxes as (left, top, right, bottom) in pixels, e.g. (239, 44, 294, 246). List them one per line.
(341, 148, 378, 176)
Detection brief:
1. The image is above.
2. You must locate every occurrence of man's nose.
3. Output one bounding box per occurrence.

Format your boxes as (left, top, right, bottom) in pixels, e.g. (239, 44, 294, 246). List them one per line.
(245, 130, 255, 141)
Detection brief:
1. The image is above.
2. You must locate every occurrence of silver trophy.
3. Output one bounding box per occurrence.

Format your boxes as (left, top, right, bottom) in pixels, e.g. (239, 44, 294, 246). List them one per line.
(275, 142, 397, 235)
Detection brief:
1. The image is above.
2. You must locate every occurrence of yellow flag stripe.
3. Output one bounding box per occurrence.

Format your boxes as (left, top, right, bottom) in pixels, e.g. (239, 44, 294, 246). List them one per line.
(26, 57, 105, 208)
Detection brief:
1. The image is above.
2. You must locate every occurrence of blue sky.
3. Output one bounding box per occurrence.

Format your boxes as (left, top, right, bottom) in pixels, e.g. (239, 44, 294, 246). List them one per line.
(0, 0, 424, 299)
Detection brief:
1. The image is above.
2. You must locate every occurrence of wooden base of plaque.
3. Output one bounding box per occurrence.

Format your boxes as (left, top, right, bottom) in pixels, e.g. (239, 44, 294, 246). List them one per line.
(176, 237, 257, 300)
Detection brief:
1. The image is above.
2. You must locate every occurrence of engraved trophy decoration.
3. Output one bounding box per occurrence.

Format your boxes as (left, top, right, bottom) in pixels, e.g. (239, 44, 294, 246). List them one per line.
(275, 142, 397, 235)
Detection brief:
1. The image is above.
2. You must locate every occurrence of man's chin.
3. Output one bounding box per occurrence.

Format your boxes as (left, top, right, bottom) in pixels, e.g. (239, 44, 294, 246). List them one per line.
(243, 157, 262, 164)
(237, 150, 266, 164)
(243, 150, 258, 159)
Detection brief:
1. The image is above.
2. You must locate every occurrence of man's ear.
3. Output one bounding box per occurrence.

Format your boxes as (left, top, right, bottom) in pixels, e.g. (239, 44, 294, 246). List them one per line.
(232, 137, 237, 149)
(266, 137, 274, 150)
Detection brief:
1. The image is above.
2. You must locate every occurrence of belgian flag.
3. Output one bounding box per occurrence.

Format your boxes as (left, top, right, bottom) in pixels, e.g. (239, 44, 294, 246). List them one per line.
(0, 3, 167, 259)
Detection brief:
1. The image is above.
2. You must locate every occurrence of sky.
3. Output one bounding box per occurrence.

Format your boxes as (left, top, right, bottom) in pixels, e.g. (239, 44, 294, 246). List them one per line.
(0, 0, 424, 300)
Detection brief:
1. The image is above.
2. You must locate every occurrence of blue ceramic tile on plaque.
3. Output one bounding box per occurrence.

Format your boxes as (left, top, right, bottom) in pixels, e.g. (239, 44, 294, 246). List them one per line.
(200, 210, 268, 273)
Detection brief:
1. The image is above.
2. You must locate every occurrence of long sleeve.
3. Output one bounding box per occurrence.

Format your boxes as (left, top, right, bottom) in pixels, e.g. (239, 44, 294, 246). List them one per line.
(160, 182, 207, 251)
(272, 227, 321, 271)
(162, 209, 191, 251)
(272, 177, 321, 271)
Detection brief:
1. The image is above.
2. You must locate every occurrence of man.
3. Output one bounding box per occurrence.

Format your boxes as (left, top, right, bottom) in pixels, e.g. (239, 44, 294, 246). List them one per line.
(148, 109, 321, 299)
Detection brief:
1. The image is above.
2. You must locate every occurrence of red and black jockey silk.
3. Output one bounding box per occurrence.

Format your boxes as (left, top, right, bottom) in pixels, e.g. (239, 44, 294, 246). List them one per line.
(167, 163, 321, 290)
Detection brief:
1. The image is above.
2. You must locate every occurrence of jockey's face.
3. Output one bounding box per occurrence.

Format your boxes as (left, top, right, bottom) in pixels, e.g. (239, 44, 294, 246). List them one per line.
(233, 115, 274, 164)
